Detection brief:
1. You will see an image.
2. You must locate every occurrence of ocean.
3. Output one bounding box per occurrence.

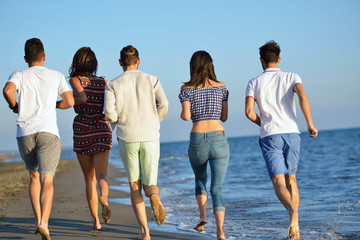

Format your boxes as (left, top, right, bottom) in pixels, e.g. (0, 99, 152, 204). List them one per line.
(5, 128, 360, 239)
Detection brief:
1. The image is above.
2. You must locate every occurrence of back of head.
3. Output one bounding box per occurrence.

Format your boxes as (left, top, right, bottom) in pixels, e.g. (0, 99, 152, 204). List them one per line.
(187, 50, 217, 87)
(259, 40, 281, 64)
(120, 45, 139, 67)
(69, 47, 98, 77)
(25, 38, 44, 63)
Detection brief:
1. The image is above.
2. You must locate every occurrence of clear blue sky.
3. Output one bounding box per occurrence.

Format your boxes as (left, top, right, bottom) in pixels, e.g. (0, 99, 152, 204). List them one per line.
(1, 0, 359, 152)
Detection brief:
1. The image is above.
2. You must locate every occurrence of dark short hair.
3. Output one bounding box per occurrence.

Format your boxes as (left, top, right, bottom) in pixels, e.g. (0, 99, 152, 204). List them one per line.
(69, 47, 98, 77)
(259, 40, 281, 64)
(184, 50, 218, 87)
(120, 45, 139, 66)
(24, 38, 44, 63)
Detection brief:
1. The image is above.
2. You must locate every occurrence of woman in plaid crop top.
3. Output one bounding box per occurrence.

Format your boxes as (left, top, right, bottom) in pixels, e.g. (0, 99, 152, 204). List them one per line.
(178, 51, 230, 240)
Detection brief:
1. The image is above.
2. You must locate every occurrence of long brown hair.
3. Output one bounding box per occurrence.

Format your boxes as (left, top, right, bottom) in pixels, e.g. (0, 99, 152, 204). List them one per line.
(69, 47, 98, 77)
(184, 50, 218, 87)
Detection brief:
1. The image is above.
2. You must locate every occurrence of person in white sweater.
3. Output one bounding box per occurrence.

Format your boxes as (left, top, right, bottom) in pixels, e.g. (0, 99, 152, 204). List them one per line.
(105, 45, 168, 240)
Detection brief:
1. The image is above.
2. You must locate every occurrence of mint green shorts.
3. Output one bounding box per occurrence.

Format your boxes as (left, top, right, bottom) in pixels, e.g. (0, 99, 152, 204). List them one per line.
(118, 139, 160, 186)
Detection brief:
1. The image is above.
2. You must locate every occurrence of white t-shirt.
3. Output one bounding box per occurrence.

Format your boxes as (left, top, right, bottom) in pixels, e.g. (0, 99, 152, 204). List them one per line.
(8, 66, 71, 138)
(246, 68, 302, 138)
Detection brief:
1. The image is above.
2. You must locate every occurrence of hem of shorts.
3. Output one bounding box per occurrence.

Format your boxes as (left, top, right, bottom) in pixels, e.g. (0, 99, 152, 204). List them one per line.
(196, 190, 208, 196)
(213, 207, 226, 212)
(39, 171, 56, 176)
(268, 171, 298, 178)
(74, 147, 112, 155)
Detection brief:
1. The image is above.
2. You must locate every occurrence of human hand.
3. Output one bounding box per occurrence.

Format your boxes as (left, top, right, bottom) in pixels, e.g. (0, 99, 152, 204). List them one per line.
(308, 126, 318, 138)
(9, 102, 18, 114)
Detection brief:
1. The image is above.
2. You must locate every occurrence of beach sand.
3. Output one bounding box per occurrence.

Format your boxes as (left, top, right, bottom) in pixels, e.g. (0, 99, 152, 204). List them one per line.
(0, 156, 208, 240)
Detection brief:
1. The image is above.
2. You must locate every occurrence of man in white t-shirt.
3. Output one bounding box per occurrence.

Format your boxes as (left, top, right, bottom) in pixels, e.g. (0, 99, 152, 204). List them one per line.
(3, 38, 74, 240)
(245, 40, 318, 240)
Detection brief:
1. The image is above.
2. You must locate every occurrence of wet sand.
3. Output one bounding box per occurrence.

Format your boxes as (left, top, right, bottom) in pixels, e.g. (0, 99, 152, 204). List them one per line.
(0, 156, 208, 239)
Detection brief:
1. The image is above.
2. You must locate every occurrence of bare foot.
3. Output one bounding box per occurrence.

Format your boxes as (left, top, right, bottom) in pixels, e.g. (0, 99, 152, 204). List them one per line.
(100, 196, 111, 224)
(132, 233, 151, 240)
(194, 220, 206, 231)
(35, 225, 51, 240)
(92, 216, 102, 231)
(150, 195, 166, 226)
(287, 225, 300, 240)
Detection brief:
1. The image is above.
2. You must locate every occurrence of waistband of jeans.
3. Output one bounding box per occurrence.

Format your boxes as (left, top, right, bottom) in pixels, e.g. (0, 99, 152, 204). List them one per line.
(190, 130, 225, 138)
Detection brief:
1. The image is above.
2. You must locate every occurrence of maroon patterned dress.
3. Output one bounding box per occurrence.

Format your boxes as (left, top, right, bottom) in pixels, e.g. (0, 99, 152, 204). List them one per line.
(73, 76, 112, 154)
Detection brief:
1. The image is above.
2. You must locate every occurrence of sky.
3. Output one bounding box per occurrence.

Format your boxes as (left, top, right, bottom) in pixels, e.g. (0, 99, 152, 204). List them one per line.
(0, 0, 359, 152)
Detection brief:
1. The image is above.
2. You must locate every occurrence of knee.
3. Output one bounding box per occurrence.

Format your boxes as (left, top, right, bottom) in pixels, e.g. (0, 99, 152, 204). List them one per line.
(96, 173, 107, 182)
(40, 174, 54, 187)
(143, 185, 159, 198)
(210, 185, 222, 196)
(29, 170, 40, 181)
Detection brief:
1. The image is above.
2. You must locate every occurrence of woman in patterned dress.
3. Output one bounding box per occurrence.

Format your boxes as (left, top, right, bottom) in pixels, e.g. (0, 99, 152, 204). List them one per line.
(69, 47, 112, 230)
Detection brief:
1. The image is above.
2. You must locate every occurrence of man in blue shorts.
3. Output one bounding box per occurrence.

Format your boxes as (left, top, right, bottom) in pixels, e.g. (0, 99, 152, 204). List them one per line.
(3, 38, 74, 239)
(245, 40, 318, 239)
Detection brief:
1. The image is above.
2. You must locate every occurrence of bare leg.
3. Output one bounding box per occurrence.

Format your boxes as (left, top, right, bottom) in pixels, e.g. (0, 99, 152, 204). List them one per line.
(130, 180, 150, 240)
(34, 173, 55, 238)
(214, 210, 225, 240)
(93, 151, 111, 223)
(271, 174, 300, 239)
(144, 185, 166, 226)
(286, 174, 300, 239)
(77, 153, 101, 230)
(194, 194, 207, 231)
(28, 170, 41, 226)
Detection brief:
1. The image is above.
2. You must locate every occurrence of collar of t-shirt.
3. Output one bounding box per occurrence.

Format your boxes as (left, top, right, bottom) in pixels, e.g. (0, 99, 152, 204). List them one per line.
(264, 68, 281, 73)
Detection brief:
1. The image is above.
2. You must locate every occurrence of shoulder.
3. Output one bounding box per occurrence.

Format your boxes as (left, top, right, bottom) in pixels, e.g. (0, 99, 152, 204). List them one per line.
(211, 80, 226, 87)
(43, 67, 64, 77)
(9, 70, 21, 79)
(181, 84, 194, 90)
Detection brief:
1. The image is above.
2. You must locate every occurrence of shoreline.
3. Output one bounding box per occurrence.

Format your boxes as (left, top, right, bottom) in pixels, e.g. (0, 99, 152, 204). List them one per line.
(0, 155, 210, 239)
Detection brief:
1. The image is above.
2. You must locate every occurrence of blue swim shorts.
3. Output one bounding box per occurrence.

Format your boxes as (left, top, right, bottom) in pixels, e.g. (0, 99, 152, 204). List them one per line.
(259, 133, 301, 178)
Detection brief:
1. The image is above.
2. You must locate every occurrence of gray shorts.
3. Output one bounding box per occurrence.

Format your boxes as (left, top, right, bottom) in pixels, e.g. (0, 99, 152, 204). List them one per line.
(17, 132, 61, 175)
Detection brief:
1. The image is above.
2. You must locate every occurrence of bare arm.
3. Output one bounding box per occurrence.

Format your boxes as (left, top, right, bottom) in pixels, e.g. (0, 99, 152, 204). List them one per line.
(3, 82, 18, 113)
(294, 83, 318, 138)
(56, 91, 75, 109)
(180, 101, 191, 121)
(220, 101, 228, 122)
(69, 77, 87, 105)
(245, 97, 261, 126)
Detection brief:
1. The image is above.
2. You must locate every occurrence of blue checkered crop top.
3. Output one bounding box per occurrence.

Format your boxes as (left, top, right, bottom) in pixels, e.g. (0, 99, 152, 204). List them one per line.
(178, 86, 229, 122)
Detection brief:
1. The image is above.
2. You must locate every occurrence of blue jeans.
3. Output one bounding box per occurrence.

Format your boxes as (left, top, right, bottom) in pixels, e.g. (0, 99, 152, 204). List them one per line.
(188, 131, 230, 212)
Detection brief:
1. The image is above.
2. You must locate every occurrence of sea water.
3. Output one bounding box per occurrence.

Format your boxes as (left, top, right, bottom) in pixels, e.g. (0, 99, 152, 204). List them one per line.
(40, 128, 360, 239)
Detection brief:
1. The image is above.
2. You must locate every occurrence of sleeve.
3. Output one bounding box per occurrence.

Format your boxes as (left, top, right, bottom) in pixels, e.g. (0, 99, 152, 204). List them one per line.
(178, 89, 190, 102)
(245, 80, 255, 99)
(8, 72, 20, 90)
(154, 78, 169, 122)
(58, 73, 71, 94)
(222, 88, 229, 101)
(292, 73, 303, 89)
(104, 82, 118, 124)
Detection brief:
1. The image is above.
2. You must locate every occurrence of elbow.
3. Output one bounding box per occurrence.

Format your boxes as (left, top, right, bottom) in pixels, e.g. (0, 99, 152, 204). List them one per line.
(180, 113, 190, 121)
(3, 85, 12, 98)
(69, 98, 75, 108)
(66, 96, 75, 108)
(245, 108, 252, 120)
(220, 115, 228, 122)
